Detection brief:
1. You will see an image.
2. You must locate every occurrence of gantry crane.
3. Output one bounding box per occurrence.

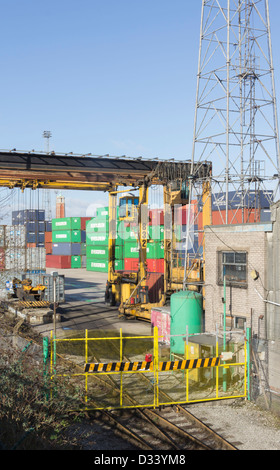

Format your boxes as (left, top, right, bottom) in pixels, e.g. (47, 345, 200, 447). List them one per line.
(0, 150, 212, 321)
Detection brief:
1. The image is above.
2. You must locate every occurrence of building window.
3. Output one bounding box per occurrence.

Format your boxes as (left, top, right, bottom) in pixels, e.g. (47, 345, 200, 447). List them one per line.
(218, 251, 247, 287)
(234, 316, 247, 330)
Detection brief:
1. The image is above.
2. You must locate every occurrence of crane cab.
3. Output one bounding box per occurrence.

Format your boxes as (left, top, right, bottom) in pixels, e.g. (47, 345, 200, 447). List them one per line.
(119, 193, 139, 220)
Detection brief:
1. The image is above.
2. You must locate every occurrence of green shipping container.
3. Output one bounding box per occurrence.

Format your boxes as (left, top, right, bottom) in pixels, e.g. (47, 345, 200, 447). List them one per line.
(148, 225, 164, 241)
(52, 218, 72, 231)
(118, 225, 139, 242)
(81, 243, 86, 255)
(71, 217, 81, 230)
(115, 259, 124, 270)
(124, 241, 140, 258)
(86, 259, 108, 272)
(52, 217, 81, 231)
(147, 241, 164, 259)
(86, 233, 108, 246)
(96, 207, 119, 218)
(87, 245, 108, 259)
(86, 218, 109, 233)
(71, 256, 82, 268)
(53, 230, 81, 243)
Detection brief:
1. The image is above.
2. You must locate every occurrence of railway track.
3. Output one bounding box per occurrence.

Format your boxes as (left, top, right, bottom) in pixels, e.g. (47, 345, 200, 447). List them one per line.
(88, 353, 238, 451)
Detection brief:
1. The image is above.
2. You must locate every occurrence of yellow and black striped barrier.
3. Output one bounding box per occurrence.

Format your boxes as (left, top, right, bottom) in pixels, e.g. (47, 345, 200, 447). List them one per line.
(18, 300, 51, 308)
(84, 357, 221, 374)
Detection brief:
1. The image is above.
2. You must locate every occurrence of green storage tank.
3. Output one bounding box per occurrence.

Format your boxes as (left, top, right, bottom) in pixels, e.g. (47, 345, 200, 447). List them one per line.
(170, 290, 203, 355)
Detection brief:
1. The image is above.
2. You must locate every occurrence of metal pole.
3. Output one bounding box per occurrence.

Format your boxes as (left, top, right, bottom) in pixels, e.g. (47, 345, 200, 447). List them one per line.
(223, 271, 227, 392)
(246, 327, 251, 401)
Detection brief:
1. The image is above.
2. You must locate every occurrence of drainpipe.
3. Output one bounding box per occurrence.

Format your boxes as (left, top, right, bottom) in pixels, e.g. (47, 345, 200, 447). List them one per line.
(254, 288, 280, 307)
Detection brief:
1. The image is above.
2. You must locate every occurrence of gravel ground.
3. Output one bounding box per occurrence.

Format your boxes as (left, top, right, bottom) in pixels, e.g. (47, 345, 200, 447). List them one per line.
(187, 399, 280, 450)
(63, 399, 280, 451)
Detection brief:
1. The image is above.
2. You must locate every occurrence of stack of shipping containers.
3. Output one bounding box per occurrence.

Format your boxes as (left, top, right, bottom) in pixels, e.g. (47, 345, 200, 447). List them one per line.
(46, 217, 89, 269)
(11, 210, 47, 274)
(86, 207, 113, 273)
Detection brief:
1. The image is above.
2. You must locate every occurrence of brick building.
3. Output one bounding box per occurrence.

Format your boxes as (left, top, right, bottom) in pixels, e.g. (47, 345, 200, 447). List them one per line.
(204, 219, 280, 411)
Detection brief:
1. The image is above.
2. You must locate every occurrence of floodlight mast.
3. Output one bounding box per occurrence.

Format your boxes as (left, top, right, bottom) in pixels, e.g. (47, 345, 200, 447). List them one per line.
(43, 131, 52, 154)
(192, 0, 280, 224)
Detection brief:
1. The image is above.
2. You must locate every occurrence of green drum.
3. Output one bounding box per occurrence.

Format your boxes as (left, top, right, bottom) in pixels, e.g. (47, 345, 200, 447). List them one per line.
(170, 290, 203, 354)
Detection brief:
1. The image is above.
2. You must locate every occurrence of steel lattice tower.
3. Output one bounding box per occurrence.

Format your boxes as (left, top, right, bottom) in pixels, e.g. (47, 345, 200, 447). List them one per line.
(192, 0, 280, 223)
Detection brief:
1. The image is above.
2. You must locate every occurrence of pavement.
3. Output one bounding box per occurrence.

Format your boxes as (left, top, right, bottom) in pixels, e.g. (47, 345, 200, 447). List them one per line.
(32, 268, 152, 338)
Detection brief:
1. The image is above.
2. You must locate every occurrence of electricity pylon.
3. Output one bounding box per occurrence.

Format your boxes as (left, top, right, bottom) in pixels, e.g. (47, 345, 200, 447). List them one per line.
(191, 0, 280, 223)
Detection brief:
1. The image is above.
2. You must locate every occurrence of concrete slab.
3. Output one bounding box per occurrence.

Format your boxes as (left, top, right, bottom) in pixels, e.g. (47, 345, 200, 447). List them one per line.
(31, 268, 152, 338)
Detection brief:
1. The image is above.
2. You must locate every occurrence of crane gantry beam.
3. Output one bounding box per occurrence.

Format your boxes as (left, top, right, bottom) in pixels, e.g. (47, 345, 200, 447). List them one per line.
(0, 150, 211, 191)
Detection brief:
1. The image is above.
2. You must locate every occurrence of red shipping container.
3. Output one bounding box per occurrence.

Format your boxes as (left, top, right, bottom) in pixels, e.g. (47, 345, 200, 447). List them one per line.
(146, 273, 164, 303)
(46, 255, 71, 269)
(45, 242, 52, 255)
(45, 231, 52, 243)
(27, 243, 37, 248)
(149, 209, 164, 226)
(81, 217, 91, 231)
(124, 258, 139, 271)
(0, 247, 5, 271)
(147, 259, 164, 274)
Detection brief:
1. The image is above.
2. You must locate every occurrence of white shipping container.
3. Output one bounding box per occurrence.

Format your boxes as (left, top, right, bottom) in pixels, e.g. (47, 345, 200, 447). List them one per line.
(26, 248, 46, 270)
(5, 226, 26, 247)
(5, 248, 26, 271)
(0, 226, 5, 247)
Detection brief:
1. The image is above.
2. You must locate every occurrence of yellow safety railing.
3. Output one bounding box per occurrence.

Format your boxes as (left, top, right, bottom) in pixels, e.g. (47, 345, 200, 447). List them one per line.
(48, 327, 247, 411)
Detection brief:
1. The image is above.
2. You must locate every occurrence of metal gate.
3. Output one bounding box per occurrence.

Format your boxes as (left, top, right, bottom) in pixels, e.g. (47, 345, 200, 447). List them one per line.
(46, 327, 248, 411)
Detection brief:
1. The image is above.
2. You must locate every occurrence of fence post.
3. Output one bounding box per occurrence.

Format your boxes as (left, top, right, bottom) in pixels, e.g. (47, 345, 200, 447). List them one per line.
(246, 327, 251, 401)
(120, 329, 123, 408)
(43, 336, 50, 400)
(85, 329, 88, 406)
(153, 326, 159, 409)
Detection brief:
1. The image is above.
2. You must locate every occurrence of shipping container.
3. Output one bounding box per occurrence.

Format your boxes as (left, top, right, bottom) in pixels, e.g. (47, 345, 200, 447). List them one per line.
(149, 209, 164, 226)
(147, 259, 164, 274)
(26, 247, 46, 270)
(5, 226, 26, 247)
(86, 233, 108, 246)
(81, 217, 91, 231)
(45, 255, 72, 269)
(86, 259, 108, 272)
(5, 248, 26, 271)
(86, 218, 109, 233)
(71, 217, 81, 230)
(86, 245, 108, 259)
(52, 242, 82, 256)
(45, 242, 52, 255)
(42, 274, 65, 303)
(115, 259, 124, 271)
(0, 226, 5, 247)
(0, 247, 5, 271)
(45, 231, 52, 243)
(148, 225, 164, 241)
(147, 273, 164, 304)
(124, 258, 139, 271)
(147, 242, 164, 259)
(52, 230, 81, 243)
(124, 242, 140, 258)
(71, 256, 82, 268)
(52, 218, 72, 231)
(45, 221, 52, 232)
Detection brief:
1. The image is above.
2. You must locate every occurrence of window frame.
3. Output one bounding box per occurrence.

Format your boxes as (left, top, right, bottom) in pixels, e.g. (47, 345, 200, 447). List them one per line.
(217, 250, 248, 288)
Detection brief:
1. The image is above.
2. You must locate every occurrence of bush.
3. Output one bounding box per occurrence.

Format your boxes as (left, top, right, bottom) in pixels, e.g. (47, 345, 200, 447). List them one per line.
(0, 345, 84, 450)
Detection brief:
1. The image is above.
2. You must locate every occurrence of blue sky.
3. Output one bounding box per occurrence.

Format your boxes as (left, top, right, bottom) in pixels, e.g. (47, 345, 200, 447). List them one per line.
(1, 0, 280, 219)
